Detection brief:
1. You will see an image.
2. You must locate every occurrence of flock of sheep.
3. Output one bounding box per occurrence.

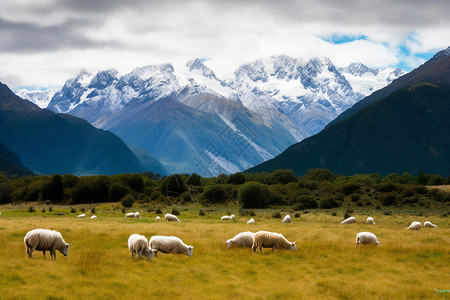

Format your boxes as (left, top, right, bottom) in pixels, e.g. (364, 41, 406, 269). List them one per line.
(21, 212, 439, 261)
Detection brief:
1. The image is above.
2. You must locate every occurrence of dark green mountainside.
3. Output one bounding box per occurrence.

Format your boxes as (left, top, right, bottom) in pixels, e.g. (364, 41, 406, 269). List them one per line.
(0, 82, 165, 175)
(0, 142, 33, 176)
(248, 84, 450, 176)
(329, 46, 450, 126)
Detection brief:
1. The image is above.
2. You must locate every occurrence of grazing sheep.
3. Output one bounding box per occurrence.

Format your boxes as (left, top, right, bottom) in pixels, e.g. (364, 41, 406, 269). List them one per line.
(407, 221, 422, 230)
(282, 215, 291, 223)
(134, 212, 141, 219)
(226, 231, 255, 248)
(128, 234, 157, 261)
(77, 214, 86, 218)
(424, 221, 437, 228)
(155, 216, 161, 220)
(356, 232, 381, 246)
(165, 213, 181, 222)
(367, 217, 375, 225)
(90, 215, 97, 219)
(149, 236, 193, 256)
(24, 228, 71, 260)
(247, 218, 255, 224)
(252, 231, 297, 254)
(230, 214, 235, 220)
(221, 214, 236, 221)
(125, 212, 136, 218)
(341, 216, 356, 224)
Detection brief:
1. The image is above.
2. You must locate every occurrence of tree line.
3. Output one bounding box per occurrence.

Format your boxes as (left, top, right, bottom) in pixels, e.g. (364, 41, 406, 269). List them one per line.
(0, 169, 449, 210)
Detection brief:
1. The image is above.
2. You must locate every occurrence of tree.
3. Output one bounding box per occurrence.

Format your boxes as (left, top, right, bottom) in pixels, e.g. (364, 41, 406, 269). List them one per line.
(161, 174, 187, 196)
(238, 181, 271, 208)
(42, 174, 64, 202)
(109, 183, 129, 202)
(270, 169, 297, 184)
(226, 172, 245, 185)
(304, 169, 335, 182)
(187, 173, 202, 186)
(202, 184, 227, 203)
(72, 176, 110, 204)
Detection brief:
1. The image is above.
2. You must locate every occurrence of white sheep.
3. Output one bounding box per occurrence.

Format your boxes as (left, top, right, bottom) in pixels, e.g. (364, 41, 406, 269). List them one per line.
(165, 213, 181, 222)
(77, 214, 86, 218)
(134, 212, 141, 219)
(282, 215, 291, 223)
(424, 221, 437, 228)
(24, 228, 71, 260)
(125, 212, 136, 218)
(226, 231, 255, 248)
(149, 235, 193, 256)
(155, 216, 161, 220)
(247, 218, 255, 224)
(407, 221, 422, 230)
(128, 234, 157, 261)
(90, 215, 97, 219)
(221, 214, 235, 221)
(356, 232, 381, 246)
(252, 231, 297, 254)
(341, 216, 356, 224)
(367, 217, 375, 225)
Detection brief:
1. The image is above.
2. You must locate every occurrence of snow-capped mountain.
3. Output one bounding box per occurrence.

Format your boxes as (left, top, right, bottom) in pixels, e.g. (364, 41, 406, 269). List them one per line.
(21, 56, 404, 176)
(231, 56, 364, 135)
(339, 63, 405, 96)
(15, 88, 57, 108)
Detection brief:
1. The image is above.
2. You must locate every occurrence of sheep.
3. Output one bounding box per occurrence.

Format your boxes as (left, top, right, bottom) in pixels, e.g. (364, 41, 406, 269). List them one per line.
(407, 221, 422, 230)
(90, 215, 97, 219)
(149, 235, 193, 256)
(252, 231, 297, 254)
(125, 212, 136, 218)
(128, 234, 157, 261)
(424, 221, 437, 228)
(356, 232, 381, 246)
(221, 214, 235, 221)
(77, 214, 86, 218)
(165, 213, 181, 222)
(341, 216, 356, 224)
(134, 212, 141, 219)
(226, 231, 255, 248)
(247, 218, 255, 224)
(367, 217, 375, 225)
(282, 215, 291, 223)
(155, 216, 161, 220)
(24, 228, 71, 260)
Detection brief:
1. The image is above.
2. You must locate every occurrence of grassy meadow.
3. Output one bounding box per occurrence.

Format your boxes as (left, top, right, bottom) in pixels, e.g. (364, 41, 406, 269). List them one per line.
(0, 204, 449, 299)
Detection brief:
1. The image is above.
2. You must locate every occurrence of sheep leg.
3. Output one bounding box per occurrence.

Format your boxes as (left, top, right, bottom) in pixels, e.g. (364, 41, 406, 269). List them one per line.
(28, 245, 36, 259)
(50, 249, 56, 260)
(42, 251, 46, 258)
(130, 251, 134, 259)
(137, 250, 142, 260)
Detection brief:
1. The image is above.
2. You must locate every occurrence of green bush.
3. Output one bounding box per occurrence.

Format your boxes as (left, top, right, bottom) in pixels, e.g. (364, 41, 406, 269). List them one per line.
(304, 169, 335, 182)
(109, 183, 129, 202)
(272, 211, 282, 218)
(171, 208, 180, 215)
(199, 209, 205, 216)
(238, 181, 271, 209)
(187, 173, 202, 186)
(121, 194, 135, 208)
(161, 174, 187, 197)
(319, 196, 340, 209)
(226, 172, 246, 185)
(294, 195, 318, 210)
(339, 182, 360, 195)
(381, 192, 397, 206)
(202, 185, 227, 203)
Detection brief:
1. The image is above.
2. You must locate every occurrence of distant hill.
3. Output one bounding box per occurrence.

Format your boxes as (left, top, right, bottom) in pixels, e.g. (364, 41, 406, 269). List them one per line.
(0, 82, 165, 175)
(329, 46, 450, 126)
(248, 83, 450, 176)
(0, 142, 33, 176)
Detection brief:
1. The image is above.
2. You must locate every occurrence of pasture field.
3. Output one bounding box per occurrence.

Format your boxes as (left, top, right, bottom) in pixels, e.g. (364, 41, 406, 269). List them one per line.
(0, 205, 449, 299)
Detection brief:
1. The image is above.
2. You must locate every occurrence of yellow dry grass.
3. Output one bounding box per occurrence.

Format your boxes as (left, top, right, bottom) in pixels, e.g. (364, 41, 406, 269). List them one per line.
(0, 208, 449, 299)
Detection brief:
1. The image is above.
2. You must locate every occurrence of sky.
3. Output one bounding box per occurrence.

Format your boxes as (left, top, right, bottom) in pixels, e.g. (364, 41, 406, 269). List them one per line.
(0, 0, 449, 90)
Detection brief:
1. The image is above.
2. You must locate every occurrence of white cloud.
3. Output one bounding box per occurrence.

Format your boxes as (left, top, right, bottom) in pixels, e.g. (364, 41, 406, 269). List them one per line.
(0, 0, 449, 89)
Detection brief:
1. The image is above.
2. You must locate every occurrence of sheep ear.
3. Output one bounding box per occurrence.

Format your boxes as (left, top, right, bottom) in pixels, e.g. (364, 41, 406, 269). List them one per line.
(293, 242, 296, 245)
(152, 249, 158, 253)
(67, 244, 72, 246)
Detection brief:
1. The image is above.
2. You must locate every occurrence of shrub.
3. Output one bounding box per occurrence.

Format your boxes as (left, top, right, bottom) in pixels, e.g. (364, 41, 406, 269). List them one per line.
(109, 183, 129, 202)
(202, 185, 227, 203)
(49, 207, 53, 212)
(81, 207, 85, 212)
(226, 172, 246, 185)
(381, 192, 397, 206)
(238, 181, 271, 209)
(155, 208, 162, 214)
(70, 208, 76, 213)
(357, 201, 363, 207)
(248, 210, 256, 216)
(319, 196, 340, 209)
(339, 182, 360, 195)
(427, 175, 445, 186)
(376, 183, 397, 193)
(171, 208, 180, 216)
(91, 207, 96, 214)
(304, 169, 335, 182)
(344, 210, 352, 219)
(41, 208, 46, 213)
(28, 206, 35, 213)
(351, 194, 361, 202)
(199, 209, 205, 216)
(187, 173, 202, 186)
(294, 213, 301, 218)
(161, 174, 187, 197)
(384, 211, 391, 215)
(294, 195, 318, 210)
(121, 194, 135, 208)
(331, 212, 337, 216)
(272, 211, 282, 219)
